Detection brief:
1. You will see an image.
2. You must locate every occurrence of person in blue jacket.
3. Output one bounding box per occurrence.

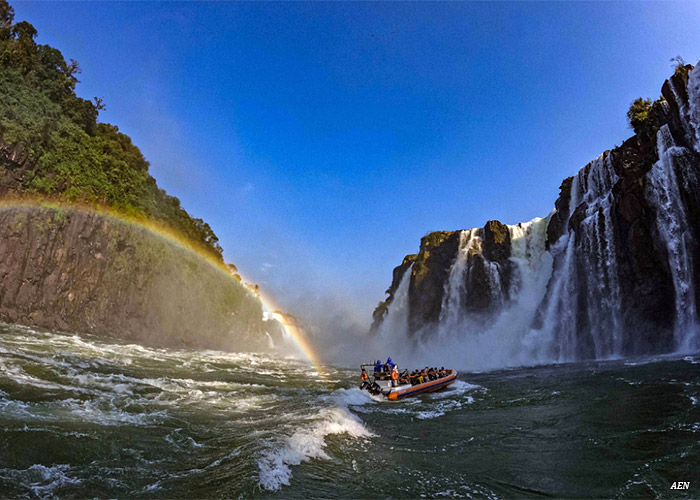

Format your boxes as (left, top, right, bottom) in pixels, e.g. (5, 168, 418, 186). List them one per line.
(374, 360, 382, 373)
(385, 357, 395, 372)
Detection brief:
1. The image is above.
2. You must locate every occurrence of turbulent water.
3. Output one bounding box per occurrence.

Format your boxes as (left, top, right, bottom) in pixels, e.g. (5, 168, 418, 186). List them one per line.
(2, 324, 700, 499)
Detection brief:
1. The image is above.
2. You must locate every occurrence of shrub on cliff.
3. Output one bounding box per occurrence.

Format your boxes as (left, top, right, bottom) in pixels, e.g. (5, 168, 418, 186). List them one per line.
(0, 0, 223, 261)
(626, 97, 653, 136)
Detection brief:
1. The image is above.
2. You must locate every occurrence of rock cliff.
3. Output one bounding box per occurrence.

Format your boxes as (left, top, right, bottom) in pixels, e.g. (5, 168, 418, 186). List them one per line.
(373, 63, 700, 361)
(0, 205, 280, 351)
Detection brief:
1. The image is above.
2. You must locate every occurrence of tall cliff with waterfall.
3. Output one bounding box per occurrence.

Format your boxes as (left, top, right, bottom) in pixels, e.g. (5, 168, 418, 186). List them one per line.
(372, 63, 700, 368)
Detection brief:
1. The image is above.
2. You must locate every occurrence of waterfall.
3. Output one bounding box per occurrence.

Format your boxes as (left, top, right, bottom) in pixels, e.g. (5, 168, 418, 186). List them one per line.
(689, 65, 700, 151)
(425, 217, 553, 370)
(646, 125, 699, 351)
(439, 229, 482, 331)
(374, 62, 700, 369)
(375, 264, 413, 340)
(526, 153, 624, 360)
(530, 173, 580, 361)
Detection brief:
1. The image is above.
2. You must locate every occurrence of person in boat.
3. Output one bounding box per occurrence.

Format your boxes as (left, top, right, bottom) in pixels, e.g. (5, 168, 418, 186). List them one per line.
(374, 360, 382, 373)
(399, 369, 410, 385)
(359, 368, 370, 390)
(385, 357, 395, 373)
(390, 365, 400, 387)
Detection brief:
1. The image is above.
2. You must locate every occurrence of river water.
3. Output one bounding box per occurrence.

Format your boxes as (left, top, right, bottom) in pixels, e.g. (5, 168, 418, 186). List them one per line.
(1, 323, 699, 499)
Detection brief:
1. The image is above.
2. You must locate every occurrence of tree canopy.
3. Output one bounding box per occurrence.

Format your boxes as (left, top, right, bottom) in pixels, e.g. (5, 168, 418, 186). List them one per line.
(0, 0, 224, 261)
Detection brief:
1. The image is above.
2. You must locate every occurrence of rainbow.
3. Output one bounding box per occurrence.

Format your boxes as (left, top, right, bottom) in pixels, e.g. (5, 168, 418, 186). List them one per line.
(0, 198, 326, 376)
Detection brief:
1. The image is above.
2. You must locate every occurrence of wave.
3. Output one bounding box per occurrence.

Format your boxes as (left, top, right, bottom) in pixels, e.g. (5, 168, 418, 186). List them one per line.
(429, 380, 484, 399)
(0, 464, 81, 498)
(257, 407, 374, 491)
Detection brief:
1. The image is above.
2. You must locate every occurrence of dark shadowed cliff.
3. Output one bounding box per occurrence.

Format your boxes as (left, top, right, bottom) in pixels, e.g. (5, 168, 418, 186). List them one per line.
(0, 205, 280, 350)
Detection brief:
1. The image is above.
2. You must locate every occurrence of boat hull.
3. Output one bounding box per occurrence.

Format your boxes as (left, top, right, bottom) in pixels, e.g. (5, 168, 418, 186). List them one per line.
(387, 371, 458, 400)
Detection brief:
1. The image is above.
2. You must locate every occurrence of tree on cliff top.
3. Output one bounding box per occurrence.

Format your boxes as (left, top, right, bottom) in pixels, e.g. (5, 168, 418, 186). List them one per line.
(626, 97, 652, 136)
(0, 0, 224, 261)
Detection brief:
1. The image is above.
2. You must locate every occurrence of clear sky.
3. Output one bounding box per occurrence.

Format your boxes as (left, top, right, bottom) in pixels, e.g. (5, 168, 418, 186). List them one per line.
(12, 1, 700, 326)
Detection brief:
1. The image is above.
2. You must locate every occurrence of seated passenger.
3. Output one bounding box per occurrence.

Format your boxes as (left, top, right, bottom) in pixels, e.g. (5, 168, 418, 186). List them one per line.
(374, 360, 382, 373)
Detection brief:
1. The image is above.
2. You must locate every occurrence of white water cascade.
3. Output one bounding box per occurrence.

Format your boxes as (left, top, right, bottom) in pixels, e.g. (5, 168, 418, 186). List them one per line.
(373, 62, 700, 369)
(646, 125, 699, 351)
(532, 153, 624, 361)
(430, 218, 553, 369)
(438, 229, 486, 331)
(374, 264, 413, 342)
(689, 65, 700, 150)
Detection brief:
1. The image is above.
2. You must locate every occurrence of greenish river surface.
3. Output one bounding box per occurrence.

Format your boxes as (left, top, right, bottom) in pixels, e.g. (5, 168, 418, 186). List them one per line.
(1, 323, 699, 498)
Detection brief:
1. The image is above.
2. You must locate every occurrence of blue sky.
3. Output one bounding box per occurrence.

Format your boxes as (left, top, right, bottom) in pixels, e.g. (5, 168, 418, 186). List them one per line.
(12, 1, 700, 324)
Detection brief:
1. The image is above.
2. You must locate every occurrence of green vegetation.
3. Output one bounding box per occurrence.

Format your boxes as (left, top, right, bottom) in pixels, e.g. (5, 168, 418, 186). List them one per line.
(421, 231, 453, 249)
(626, 97, 653, 136)
(626, 96, 669, 140)
(627, 57, 691, 140)
(0, 0, 223, 261)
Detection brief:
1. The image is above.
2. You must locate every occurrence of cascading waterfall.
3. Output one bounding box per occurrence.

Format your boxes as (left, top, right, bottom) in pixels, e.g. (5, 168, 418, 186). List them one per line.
(689, 65, 700, 149)
(374, 63, 700, 369)
(574, 153, 624, 358)
(531, 174, 581, 361)
(427, 218, 553, 369)
(646, 125, 699, 351)
(529, 153, 624, 361)
(439, 229, 482, 331)
(375, 264, 413, 340)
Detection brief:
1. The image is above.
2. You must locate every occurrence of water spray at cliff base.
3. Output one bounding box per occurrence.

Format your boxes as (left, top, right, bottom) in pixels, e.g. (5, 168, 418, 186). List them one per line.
(0, 198, 328, 377)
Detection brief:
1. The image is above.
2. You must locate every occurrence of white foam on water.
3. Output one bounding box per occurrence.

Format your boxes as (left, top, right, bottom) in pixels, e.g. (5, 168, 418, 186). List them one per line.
(257, 407, 374, 491)
(0, 359, 93, 395)
(415, 396, 474, 420)
(58, 398, 168, 427)
(429, 380, 483, 400)
(327, 387, 381, 407)
(0, 464, 81, 498)
(0, 397, 43, 420)
(416, 409, 447, 420)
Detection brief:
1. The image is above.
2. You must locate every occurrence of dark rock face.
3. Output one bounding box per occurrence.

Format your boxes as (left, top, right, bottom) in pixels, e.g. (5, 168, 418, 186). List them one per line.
(373, 221, 519, 335)
(0, 206, 273, 351)
(607, 137, 675, 353)
(546, 177, 572, 249)
(408, 231, 461, 331)
(483, 220, 511, 262)
(370, 253, 416, 333)
(0, 137, 34, 197)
